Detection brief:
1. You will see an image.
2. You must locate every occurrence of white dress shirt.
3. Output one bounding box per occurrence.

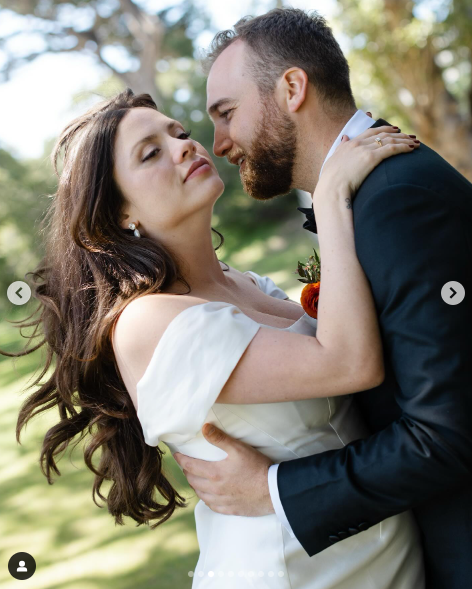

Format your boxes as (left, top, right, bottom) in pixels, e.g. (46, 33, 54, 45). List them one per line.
(267, 109, 377, 539)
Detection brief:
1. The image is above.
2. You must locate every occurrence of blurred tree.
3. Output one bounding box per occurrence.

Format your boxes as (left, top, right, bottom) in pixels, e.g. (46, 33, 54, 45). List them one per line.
(0, 0, 304, 316)
(0, 148, 54, 314)
(337, 0, 472, 179)
(0, 0, 210, 104)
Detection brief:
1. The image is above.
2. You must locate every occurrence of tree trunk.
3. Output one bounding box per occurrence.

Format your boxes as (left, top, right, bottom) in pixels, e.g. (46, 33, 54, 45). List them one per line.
(382, 0, 472, 179)
(115, 0, 165, 104)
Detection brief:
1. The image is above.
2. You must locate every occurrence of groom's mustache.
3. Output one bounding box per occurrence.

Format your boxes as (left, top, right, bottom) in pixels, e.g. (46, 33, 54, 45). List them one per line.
(227, 150, 246, 166)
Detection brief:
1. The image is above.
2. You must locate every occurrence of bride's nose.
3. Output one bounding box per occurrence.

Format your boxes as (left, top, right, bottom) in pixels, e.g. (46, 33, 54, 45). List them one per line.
(173, 137, 196, 164)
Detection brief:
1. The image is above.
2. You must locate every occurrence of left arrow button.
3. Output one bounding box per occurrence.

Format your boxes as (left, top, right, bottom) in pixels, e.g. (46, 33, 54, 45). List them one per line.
(7, 281, 32, 305)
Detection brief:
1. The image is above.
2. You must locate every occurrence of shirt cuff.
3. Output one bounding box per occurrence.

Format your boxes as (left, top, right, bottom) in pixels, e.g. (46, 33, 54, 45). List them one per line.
(268, 463, 296, 539)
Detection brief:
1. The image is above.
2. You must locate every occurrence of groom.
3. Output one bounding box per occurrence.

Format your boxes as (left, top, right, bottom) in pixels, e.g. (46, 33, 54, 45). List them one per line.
(174, 8, 472, 588)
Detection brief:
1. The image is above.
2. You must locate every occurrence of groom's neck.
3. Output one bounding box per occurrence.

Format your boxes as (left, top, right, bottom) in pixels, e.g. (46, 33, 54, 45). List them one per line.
(294, 105, 357, 194)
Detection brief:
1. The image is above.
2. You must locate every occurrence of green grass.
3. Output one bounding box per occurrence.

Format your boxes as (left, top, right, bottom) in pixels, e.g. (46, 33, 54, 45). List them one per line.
(0, 226, 316, 588)
(0, 318, 199, 589)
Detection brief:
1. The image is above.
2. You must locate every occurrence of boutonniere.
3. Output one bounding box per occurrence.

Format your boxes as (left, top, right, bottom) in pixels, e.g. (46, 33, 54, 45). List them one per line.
(295, 248, 321, 319)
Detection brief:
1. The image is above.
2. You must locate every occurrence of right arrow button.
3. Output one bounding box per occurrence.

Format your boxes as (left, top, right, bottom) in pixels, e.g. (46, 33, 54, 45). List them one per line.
(441, 281, 465, 306)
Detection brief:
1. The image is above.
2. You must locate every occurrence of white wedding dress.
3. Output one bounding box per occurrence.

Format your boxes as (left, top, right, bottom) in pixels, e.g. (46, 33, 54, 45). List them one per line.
(136, 271, 425, 589)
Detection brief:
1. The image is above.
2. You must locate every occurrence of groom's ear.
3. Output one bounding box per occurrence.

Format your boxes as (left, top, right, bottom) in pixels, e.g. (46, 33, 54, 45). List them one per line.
(275, 67, 309, 114)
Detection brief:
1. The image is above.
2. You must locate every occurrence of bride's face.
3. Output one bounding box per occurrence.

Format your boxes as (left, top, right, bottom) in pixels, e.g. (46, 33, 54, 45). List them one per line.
(113, 107, 224, 238)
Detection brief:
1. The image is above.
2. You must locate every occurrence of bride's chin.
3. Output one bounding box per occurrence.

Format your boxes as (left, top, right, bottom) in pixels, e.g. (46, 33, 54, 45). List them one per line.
(194, 180, 224, 211)
(211, 178, 225, 200)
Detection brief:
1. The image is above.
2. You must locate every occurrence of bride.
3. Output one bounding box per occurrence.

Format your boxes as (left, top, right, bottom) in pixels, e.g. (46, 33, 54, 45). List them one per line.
(7, 88, 423, 588)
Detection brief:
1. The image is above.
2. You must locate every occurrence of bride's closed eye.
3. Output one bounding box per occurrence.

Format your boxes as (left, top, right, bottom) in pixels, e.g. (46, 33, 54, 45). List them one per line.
(142, 148, 160, 163)
(141, 130, 192, 163)
(178, 130, 192, 140)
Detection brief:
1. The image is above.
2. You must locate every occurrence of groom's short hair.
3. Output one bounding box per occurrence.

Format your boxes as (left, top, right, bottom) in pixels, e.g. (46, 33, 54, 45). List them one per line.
(203, 8, 355, 112)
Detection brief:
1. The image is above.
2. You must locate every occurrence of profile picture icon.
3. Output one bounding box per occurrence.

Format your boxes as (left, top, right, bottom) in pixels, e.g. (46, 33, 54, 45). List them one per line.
(8, 552, 36, 580)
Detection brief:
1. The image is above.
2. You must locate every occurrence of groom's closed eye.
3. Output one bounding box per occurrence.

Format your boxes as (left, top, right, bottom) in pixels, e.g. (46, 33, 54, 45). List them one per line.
(207, 98, 237, 119)
(219, 109, 234, 120)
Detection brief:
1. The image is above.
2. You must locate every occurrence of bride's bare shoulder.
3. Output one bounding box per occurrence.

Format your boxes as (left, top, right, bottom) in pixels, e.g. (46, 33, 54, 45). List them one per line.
(113, 293, 204, 353)
(112, 293, 207, 403)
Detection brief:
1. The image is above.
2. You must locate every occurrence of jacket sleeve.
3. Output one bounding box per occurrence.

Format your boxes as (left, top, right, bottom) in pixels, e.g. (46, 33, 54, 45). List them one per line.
(277, 183, 472, 556)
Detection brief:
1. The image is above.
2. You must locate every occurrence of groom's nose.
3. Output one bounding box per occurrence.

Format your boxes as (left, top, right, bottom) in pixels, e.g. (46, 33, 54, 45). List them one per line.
(213, 126, 233, 158)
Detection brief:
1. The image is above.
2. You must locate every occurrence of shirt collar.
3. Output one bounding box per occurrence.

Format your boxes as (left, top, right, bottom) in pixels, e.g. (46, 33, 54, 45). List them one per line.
(319, 110, 377, 178)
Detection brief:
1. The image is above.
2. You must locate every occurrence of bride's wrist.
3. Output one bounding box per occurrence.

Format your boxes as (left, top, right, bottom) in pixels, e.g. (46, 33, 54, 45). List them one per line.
(312, 181, 352, 211)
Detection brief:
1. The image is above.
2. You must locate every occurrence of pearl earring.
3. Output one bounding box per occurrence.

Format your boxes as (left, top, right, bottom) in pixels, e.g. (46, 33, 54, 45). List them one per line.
(128, 222, 141, 238)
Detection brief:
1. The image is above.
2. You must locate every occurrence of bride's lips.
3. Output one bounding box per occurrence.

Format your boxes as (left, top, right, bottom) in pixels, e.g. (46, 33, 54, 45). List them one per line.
(184, 157, 211, 182)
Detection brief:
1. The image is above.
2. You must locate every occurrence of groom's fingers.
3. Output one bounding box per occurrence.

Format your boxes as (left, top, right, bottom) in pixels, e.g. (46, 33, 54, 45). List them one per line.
(202, 423, 238, 451)
(195, 493, 235, 514)
(185, 471, 221, 494)
(174, 453, 218, 479)
(194, 490, 235, 513)
(193, 489, 221, 505)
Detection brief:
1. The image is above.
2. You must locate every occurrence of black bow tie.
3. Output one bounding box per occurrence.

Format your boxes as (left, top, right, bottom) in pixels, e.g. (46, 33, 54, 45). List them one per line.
(297, 206, 318, 234)
(297, 118, 391, 235)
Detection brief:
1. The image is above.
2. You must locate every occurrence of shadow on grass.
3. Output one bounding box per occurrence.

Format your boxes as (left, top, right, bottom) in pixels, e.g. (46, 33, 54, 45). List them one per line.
(0, 324, 199, 589)
(41, 547, 200, 589)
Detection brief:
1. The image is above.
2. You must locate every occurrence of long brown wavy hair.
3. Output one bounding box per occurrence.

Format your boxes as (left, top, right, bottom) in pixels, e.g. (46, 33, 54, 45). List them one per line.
(0, 88, 225, 529)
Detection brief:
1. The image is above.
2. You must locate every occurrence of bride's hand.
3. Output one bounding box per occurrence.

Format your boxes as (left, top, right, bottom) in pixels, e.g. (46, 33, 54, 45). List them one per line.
(315, 126, 419, 199)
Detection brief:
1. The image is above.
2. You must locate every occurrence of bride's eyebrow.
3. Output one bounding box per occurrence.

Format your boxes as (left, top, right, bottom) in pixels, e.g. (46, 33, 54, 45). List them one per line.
(130, 121, 180, 158)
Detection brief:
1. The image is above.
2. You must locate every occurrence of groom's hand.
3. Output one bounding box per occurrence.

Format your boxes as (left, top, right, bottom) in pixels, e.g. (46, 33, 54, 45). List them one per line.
(174, 424, 275, 517)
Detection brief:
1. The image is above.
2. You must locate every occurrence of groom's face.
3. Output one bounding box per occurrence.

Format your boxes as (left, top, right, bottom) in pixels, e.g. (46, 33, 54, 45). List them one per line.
(207, 40, 297, 200)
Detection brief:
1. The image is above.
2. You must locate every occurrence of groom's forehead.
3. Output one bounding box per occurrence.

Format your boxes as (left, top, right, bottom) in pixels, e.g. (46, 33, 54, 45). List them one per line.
(206, 40, 252, 110)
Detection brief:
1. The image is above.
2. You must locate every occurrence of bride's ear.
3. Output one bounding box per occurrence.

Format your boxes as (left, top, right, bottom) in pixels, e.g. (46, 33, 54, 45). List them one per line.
(118, 211, 129, 230)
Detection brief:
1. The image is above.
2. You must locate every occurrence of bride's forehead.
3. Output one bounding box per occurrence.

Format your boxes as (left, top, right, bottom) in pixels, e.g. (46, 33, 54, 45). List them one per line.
(116, 109, 176, 150)
(123, 107, 170, 128)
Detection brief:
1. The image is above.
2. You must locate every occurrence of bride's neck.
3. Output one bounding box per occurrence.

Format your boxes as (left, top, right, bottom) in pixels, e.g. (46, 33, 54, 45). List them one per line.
(160, 225, 227, 294)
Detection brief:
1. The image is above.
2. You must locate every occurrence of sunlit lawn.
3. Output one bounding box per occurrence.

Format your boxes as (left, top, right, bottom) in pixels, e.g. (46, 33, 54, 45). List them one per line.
(0, 224, 315, 588)
(0, 317, 199, 589)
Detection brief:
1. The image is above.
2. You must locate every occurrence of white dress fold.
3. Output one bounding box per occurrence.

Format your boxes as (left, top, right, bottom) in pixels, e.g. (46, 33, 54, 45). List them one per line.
(136, 271, 424, 589)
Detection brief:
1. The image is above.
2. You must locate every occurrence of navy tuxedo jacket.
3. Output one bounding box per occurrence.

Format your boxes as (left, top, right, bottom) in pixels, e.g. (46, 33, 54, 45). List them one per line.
(280, 119, 472, 588)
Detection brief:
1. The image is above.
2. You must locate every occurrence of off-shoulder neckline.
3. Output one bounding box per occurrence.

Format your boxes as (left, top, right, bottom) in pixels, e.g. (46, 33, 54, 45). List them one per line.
(135, 301, 310, 390)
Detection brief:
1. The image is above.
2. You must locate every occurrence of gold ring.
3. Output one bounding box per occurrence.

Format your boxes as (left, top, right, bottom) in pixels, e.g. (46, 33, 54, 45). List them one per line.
(375, 137, 382, 147)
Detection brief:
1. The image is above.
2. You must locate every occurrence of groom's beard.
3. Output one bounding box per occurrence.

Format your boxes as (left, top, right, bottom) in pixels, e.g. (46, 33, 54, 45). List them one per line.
(240, 99, 297, 201)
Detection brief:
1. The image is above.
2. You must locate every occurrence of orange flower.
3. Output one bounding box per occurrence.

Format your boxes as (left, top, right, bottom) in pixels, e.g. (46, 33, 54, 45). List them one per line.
(300, 281, 320, 319)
